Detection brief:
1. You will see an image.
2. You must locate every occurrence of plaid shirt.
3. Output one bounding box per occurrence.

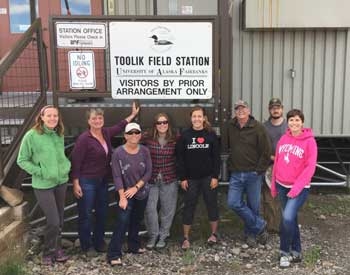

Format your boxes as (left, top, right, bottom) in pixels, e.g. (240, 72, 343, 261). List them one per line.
(144, 138, 177, 184)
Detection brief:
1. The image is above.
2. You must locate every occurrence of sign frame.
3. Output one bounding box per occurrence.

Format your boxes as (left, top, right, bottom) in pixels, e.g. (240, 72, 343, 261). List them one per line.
(68, 51, 96, 89)
(109, 21, 213, 99)
(56, 22, 107, 48)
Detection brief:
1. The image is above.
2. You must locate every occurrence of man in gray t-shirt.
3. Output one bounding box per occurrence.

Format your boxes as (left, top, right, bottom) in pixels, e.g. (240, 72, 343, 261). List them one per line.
(262, 98, 288, 232)
(264, 99, 288, 155)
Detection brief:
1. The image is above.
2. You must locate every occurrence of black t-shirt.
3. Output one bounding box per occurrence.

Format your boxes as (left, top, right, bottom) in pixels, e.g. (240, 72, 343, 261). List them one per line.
(176, 128, 220, 180)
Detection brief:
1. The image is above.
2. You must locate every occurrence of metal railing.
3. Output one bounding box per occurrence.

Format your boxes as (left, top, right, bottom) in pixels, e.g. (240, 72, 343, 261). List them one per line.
(0, 18, 48, 186)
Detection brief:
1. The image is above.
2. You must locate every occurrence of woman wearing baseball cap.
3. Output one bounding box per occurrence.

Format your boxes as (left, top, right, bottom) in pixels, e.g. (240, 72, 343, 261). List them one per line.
(107, 122, 152, 266)
(71, 102, 139, 256)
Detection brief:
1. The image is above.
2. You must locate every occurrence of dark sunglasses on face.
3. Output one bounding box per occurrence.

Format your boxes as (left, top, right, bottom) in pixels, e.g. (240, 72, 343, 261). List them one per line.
(156, 120, 168, 125)
(125, 130, 141, 135)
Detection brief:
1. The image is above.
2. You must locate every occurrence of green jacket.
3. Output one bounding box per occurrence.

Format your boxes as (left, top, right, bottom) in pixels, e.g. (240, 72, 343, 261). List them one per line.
(227, 116, 271, 173)
(17, 127, 71, 189)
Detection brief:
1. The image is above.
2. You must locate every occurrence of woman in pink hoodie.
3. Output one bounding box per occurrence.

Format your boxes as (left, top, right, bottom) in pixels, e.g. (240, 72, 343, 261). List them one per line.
(270, 109, 318, 268)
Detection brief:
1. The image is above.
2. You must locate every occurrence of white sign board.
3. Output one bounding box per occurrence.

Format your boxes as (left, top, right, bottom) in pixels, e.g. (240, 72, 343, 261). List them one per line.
(109, 22, 213, 99)
(68, 51, 96, 89)
(56, 22, 106, 48)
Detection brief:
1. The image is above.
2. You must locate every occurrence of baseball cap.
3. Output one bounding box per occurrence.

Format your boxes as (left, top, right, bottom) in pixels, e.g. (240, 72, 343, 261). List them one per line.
(125, 122, 141, 133)
(269, 98, 282, 108)
(234, 99, 249, 110)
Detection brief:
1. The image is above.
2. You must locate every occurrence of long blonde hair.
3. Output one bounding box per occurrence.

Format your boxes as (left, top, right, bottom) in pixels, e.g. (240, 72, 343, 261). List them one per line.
(32, 105, 64, 136)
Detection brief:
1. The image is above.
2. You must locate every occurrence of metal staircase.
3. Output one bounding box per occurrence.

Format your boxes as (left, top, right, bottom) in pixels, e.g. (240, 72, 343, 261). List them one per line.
(0, 18, 48, 188)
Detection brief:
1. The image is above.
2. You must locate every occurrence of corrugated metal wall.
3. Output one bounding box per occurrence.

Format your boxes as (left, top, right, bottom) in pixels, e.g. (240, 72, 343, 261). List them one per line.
(105, 0, 350, 136)
(105, 0, 154, 15)
(105, 0, 217, 16)
(232, 1, 350, 136)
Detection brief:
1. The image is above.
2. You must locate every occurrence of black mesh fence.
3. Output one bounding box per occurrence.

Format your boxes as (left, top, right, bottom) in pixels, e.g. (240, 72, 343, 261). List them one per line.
(0, 19, 46, 179)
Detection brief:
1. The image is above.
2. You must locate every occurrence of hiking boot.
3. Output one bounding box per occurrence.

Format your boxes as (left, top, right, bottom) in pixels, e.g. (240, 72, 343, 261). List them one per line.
(279, 255, 292, 268)
(146, 238, 157, 250)
(55, 249, 69, 262)
(42, 255, 54, 266)
(290, 251, 302, 263)
(245, 235, 257, 248)
(155, 238, 166, 249)
(257, 225, 269, 245)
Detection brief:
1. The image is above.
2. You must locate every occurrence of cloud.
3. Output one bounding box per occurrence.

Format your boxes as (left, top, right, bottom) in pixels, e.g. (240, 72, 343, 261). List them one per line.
(9, 3, 30, 15)
(74, 0, 90, 5)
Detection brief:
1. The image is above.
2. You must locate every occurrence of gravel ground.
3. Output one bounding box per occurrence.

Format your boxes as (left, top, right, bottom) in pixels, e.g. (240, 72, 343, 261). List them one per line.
(23, 192, 350, 275)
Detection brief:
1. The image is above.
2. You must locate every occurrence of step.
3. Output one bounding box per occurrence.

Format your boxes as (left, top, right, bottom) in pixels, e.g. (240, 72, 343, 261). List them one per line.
(0, 207, 13, 230)
(0, 186, 24, 207)
(0, 220, 28, 256)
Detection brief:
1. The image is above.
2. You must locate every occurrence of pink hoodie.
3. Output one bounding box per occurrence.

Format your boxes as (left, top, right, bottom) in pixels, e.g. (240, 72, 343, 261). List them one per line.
(271, 128, 318, 198)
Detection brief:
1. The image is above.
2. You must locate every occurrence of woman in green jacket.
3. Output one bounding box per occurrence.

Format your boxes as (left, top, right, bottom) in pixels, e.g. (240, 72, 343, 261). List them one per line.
(17, 105, 71, 265)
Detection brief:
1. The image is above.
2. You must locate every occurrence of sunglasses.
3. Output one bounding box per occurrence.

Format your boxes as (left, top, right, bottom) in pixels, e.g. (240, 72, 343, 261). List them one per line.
(156, 120, 168, 125)
(125, 130, 141, 135)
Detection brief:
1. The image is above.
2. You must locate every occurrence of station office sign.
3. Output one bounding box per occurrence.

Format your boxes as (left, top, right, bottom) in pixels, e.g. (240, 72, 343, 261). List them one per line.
(68, 51, 96, 89)
(56, 22, 106, 48)
(109, 21, 213, 99)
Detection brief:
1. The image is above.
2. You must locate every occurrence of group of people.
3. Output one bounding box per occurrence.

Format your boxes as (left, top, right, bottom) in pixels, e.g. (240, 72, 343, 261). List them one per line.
(16, 98, 317, 269)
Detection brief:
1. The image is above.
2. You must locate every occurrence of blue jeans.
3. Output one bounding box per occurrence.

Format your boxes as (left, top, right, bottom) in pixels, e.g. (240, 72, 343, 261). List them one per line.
(227, 172, 265, 236)
(277, 184, 309, 255)
(107, 196, 148, 261)
(77, 177, 108, 251)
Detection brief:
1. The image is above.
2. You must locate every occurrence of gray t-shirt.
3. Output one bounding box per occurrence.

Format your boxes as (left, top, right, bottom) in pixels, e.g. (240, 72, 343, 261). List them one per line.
(263, 118, 288, 154)
(111, 144, 152, 200)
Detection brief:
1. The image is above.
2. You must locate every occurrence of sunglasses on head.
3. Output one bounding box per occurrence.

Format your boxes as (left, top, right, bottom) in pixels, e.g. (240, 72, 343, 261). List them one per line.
(125, 130, 141, 135)
(156, 120, 168, 125)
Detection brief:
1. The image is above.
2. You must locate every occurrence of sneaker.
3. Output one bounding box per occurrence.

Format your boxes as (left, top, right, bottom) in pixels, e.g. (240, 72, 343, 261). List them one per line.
(108, 257, 122, 267)
(257, 225, 269, 245)
(290, 252, 302, 263)
(245, 235, 257, 248)
(155, 238, 166, 249)
(279, 255, 292, 268)
(146, 238, 157, 250)
(55, 249, 69, 262)
(127, 247, 146, 254)
(42, 255, 54, 266)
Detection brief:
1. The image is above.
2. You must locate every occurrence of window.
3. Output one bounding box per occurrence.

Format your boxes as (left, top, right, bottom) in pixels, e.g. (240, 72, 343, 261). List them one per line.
(61, 0, 91, 15)
(9, 0, 37, 33)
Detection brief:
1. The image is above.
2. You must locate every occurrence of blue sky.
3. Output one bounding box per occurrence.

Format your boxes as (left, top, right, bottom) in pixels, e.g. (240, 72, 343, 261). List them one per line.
(9, 0, 91, 33)
(61, 0, 91, 15)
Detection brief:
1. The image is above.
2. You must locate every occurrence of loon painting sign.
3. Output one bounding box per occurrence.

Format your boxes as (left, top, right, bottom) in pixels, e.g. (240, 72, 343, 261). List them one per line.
(109, 21, 213, 99)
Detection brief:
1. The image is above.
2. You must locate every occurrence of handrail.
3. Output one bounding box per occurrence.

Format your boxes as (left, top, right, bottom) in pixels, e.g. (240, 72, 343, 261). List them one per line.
(0, 19, 42, 76)
(0, 18, 47, 186)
